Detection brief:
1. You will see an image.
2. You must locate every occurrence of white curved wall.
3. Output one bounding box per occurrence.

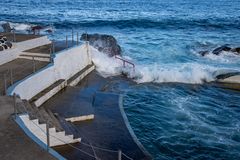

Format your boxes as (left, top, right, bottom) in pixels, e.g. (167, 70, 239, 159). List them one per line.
(8, 44, 91, 100)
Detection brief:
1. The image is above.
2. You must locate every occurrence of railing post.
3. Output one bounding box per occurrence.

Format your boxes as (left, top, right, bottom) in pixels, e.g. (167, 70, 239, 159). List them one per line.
(13, 93, 17, 119)
(10, 68, 13, 85)
(118, 150, 122, 160)
(32, 57, 36, 73)
(13, 29, 16, 42)
(3, 73, 7, 95)
(46, 122, 50, 152)
(66, 35, 68, 48)
(52, 40, 55, 54)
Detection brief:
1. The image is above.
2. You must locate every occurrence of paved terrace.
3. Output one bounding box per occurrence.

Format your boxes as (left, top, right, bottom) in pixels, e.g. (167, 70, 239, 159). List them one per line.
(0, 58, 49, 95)
(0, 96, 56, 160)
(0, 32, 42, 42)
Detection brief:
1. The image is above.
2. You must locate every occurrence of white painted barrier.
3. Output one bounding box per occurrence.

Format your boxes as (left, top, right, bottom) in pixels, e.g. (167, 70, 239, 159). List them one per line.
(8, 44, 92, 100)
(0, 36, 51, 65)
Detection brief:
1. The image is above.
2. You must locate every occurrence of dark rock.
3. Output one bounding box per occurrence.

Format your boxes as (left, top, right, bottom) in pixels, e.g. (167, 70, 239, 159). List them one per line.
(1, 22, 12, 33)
(0, 36, 7, 42)
(5, 41, 12, 48)
(212, 45, 231, 55)
(2, 44, 8, 49)
(80, 33, 121, 57)
(216, 72, 240, 79)
(199, 50, 209, 56)
(231, 47, 240, 55)
(0, 46, 3, 51)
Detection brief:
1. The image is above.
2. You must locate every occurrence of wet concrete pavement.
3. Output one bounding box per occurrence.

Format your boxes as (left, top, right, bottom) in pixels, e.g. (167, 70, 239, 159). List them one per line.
(0, 96, 56, 160)
(42, 71, 151, 160)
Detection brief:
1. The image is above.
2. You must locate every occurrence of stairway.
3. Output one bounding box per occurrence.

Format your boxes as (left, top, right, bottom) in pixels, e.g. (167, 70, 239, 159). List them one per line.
(16, 98, 81, 147)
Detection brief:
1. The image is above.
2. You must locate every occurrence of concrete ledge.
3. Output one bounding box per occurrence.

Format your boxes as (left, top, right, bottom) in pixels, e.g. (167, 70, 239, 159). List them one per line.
(65, 114, 94, 122)
(217, 75, 240, 84)
(31, 79, 67, 107)
(19, 55, 50, 62)
(67, 64, 95, 86)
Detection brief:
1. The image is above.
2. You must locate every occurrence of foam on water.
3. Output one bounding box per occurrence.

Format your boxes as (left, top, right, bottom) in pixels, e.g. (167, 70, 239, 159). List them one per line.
(91, 48, 219, 84)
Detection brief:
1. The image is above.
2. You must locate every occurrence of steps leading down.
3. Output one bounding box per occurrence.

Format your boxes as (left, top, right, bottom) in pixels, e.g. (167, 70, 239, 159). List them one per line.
(16, 99, 81, 147)
(19, 114, 81, 147)
(30, 79, 67, 107)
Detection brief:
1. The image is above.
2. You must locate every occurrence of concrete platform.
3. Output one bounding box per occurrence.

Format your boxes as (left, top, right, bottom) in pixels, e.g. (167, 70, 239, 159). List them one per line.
(0, 58, 49, 95)
(42, 71, 151, 160)
(41, 87, 95, 121)
(0, 96, 56, 160)
(25, 41, 77, 54)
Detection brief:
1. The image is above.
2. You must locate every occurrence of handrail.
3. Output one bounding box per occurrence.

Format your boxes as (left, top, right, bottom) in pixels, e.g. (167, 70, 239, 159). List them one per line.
(115, 55, 135, 71)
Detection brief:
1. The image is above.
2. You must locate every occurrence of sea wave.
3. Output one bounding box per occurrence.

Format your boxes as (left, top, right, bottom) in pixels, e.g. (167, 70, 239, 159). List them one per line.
(91, 48, 218, 84)
(52, 17, 240, 30)
(3, 17, 239, 31)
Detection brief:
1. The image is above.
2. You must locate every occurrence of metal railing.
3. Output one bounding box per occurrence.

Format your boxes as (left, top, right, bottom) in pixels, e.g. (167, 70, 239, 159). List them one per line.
(115, 55, 135, 73)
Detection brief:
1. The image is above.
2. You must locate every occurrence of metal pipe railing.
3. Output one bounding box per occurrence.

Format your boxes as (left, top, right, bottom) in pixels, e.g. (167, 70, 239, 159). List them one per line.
(115, 55, 135, 72)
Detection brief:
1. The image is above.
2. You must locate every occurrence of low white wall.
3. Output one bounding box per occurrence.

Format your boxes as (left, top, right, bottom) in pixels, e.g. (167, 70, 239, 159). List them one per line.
(8, 44, 92, 100)
(0, 36, 51, 65)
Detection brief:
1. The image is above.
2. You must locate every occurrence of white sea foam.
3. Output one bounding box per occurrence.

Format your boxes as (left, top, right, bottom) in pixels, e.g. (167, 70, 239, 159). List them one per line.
(90, 48, 219, 84)
(0, 21, 31, 31)
(204, 51, 240, 64)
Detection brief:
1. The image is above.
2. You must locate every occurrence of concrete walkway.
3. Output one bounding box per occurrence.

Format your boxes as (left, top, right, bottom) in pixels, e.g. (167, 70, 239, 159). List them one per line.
(0, 96, 56, 160)
(0, 58, 49, 95)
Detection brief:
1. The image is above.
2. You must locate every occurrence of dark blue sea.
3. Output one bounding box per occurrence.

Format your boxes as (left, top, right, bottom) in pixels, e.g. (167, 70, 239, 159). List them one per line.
(1, 0, 240, 159)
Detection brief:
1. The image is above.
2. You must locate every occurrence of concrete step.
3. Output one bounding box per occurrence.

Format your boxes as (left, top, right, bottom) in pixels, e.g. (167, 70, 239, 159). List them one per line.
(55, 114, 80, 139)
(30, 79, 67, 107)
(19, 114, 81, 147)
(67, 64, 95, 86)
(23, 100, 63, 132)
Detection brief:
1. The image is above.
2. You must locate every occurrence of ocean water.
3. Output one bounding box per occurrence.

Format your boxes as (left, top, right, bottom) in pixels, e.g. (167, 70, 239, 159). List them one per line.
(1, 0, 240, 159)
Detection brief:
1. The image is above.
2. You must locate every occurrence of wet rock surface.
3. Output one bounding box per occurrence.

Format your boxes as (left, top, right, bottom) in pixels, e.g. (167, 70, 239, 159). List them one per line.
(199, 45, 240, 56)
(81, 33, 122, 57)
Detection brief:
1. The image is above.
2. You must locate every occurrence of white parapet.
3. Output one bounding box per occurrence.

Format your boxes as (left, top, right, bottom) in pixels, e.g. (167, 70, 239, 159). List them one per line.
(9, 44, 93, 101)
(19, 114, 81, 147)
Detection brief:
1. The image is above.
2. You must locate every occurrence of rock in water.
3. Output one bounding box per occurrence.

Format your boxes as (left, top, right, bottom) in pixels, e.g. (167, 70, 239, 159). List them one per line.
(231, 47, 240, 55)
(199, 50, 209, 56)
(212, 45, 231, 55)
(81, 33, 122, 57)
